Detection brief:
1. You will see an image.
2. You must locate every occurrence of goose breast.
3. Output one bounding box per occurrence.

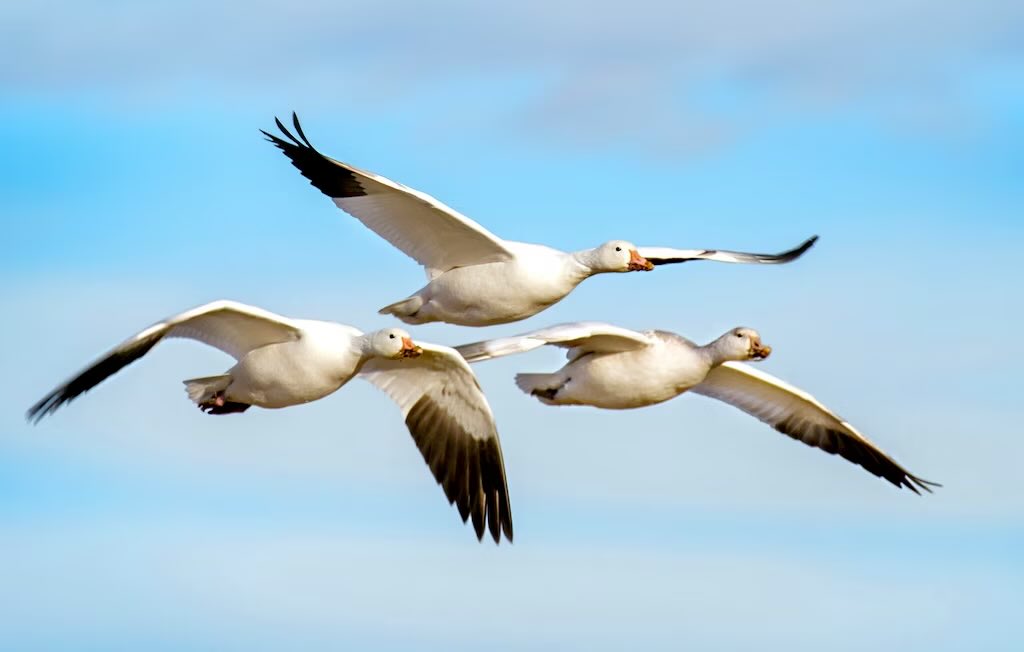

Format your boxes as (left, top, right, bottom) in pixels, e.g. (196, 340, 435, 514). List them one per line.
(427, 244, 583, 325)
(231, 321, 364, 407)
(563, 337, 708, 409)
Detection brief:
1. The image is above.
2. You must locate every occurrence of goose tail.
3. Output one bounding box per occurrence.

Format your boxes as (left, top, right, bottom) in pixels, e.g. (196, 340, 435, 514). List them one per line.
(515, 373, 565, 405)
(183, 374, 232, 404)
(378, 295, 425, 323)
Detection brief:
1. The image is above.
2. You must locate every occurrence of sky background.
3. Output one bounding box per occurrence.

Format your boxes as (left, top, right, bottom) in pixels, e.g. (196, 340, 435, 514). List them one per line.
(2, 1, 1023, 650)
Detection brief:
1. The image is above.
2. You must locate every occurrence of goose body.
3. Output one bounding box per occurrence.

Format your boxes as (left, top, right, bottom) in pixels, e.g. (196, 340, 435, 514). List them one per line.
(396, 242, 591, 326)
(536, 331, 714, 409)
(28, 300, 513, 543)
(217, 318, 365, 408)
(457, 322, 937, 493)
(264, 114, 818, 327)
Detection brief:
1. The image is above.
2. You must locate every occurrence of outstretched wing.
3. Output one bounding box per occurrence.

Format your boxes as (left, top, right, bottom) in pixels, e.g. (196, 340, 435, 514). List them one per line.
(691, 361, 939, 493)
(456, 322, 654, 363)
(639, 235, 817, 266)
(27, 300, 301, 422)
(359, 342, 513, 544)
(263, 113, 515, 273)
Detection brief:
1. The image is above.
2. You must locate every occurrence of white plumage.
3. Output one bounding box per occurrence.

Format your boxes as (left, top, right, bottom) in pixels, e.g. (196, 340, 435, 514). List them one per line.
(457, 322, 937, 494)
(264, 113, 817, 326)
(28, 300, 512, 543)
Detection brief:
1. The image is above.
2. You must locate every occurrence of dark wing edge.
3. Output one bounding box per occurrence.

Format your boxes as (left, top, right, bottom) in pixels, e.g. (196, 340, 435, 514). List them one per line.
(773, 417, 941, 494)
(648, 235, 819, 265)
(405, 394, 513, 544)
(261, 112, 369, 200)
(26, 328, 167, 424)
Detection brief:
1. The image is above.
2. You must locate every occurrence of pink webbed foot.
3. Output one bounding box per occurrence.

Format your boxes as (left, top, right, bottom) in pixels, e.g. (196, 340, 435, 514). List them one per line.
(197, 391, 249, 415)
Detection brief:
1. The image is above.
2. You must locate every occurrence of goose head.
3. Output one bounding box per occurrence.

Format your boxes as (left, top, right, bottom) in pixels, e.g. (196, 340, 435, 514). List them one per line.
(716, 327, 771, 362)
(368, 328, 422, 360)
(588, 240, 654, 273)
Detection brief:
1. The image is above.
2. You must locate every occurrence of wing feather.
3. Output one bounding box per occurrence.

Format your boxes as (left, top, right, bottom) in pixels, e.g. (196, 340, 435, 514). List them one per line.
(691, 362, 938, 493)
(359, 343, 513, 543)
(27, 301, 301, 422)
(640, 235, 817, 266)
(456, 322, 653, 363)
(263, 113, 514, 273)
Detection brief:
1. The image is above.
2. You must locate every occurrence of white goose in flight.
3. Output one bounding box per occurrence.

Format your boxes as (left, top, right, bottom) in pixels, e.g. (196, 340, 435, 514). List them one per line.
(263, 114, 818, 327)
(457, 322, 937, 493)
(27, 300, 513, 543)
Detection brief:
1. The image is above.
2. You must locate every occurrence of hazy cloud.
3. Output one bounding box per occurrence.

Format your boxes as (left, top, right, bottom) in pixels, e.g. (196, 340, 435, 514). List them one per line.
(3, 1, 1022, 153)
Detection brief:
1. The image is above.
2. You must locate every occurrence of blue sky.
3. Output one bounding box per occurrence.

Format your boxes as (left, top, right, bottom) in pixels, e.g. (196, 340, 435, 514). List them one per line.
(1, 2, 1022, 650)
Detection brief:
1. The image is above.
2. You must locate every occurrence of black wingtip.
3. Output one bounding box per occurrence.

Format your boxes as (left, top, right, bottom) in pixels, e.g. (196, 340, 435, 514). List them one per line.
(273, 115, 300, 145)
(291, 112, 315, 149)
(262, 114, 368, 199)
(22, 330, 165, 428)
(403, 391, 512, 544)
(265, 112, 316, 150)
(25, 392, 63, 425)
(25, 402, 42, 424)
(470, 497, 486, 541)
(908, 476, 941, 494)
(25, 407, 43, 425)
(779, 234, 818, 261)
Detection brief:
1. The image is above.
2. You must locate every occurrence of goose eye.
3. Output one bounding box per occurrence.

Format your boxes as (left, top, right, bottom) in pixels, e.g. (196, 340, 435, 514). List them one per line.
(735, 333, 743, 338)
(615, 246, 622, 252)
(389, 334, 395, 339)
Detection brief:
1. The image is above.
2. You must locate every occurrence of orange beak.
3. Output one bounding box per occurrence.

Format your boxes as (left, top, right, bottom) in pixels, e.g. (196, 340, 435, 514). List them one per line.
(400, 336, 423, 358)
(750, 342, 772, 360)
(628, 249, 654, 271)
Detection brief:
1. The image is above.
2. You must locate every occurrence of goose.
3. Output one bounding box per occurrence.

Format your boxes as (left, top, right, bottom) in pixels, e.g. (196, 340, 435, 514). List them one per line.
(27, 300, 513, 543)
(456, 322, 938, 493)
(263, 114, 818, 327)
